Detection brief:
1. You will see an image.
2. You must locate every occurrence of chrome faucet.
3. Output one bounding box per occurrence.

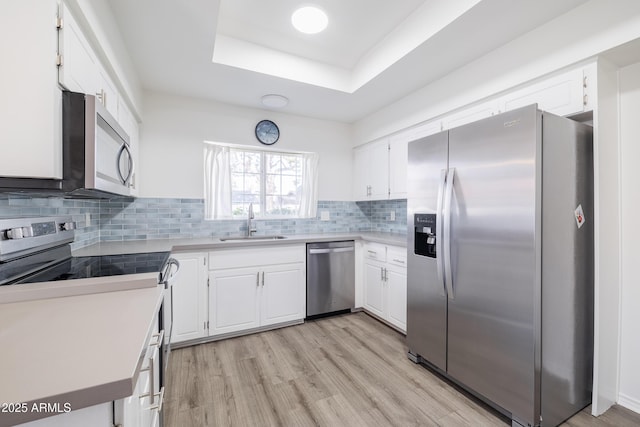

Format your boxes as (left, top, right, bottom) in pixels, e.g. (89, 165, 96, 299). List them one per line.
(247, 203, 257, 236)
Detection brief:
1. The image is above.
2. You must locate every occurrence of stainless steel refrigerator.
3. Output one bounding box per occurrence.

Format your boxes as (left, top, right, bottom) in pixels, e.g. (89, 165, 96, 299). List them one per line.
(407, 104, 593, 427)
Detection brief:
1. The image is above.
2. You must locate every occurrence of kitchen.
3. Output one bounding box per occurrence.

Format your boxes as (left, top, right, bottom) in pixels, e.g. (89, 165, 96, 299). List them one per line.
(1, 0, 640, 426)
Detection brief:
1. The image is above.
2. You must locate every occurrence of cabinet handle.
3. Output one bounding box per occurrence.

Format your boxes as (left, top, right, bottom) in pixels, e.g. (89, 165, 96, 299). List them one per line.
(139, 348, 157, 404)
(256, 272, 260, 287)
(392, 258, 405, 264)
(384, 268, 388, 282)
(96, 89, 106, 106)
(148, 386, 165, 412)
(380, 267, 384, 281)
(150, 330, 164, 348)
(261, 271, 265, 287)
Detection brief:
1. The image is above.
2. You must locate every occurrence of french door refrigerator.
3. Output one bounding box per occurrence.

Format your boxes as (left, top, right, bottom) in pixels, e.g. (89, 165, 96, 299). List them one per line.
(407, 105, 593, 427)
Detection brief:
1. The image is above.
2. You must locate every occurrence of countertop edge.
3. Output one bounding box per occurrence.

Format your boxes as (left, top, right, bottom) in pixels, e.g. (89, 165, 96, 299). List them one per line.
(74, 232, 408, 257)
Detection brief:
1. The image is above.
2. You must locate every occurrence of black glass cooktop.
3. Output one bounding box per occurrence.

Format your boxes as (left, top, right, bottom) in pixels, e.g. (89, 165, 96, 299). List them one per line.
(18, 252, 170, 284)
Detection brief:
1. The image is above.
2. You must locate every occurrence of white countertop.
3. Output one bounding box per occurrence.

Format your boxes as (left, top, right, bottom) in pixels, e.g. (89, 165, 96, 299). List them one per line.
(73, 231, 408, 256)
(0, 277, 163, 426)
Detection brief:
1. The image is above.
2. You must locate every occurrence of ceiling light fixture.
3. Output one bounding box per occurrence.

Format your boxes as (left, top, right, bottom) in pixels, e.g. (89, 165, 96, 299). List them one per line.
(261, 94, 289, 108)
(291, 6, 328, 34)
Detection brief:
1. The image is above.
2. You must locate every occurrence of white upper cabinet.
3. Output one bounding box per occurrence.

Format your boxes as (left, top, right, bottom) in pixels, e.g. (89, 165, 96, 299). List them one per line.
(369, 140, 390, 199)
(58, 1, 97, 95)
(58, 2, 120, 119)
(353, 139, 389, 201)
(388, 134, 410, 200)
(352, 64, 592, 201)
(2, 0, 139, 182)
(1, 0, 62, 179)
(499, 67, 587, 117)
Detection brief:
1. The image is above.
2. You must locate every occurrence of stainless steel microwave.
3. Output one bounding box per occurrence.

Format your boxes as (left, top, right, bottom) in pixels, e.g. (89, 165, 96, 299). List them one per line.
(62, 91, 135, 198)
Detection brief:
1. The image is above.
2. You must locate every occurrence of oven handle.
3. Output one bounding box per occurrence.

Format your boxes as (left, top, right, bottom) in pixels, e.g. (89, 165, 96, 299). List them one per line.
(160, 258, 180, 288)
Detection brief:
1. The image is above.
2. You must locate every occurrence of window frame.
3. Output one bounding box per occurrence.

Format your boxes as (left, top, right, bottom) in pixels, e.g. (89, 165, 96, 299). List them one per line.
(206, 142, 312, 219)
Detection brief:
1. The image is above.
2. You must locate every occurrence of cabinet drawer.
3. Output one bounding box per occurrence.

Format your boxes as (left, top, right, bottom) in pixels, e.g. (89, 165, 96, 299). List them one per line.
(364, 242, 386, 262)
(387, 246, 407, 268)
(209, 245, 305, 270)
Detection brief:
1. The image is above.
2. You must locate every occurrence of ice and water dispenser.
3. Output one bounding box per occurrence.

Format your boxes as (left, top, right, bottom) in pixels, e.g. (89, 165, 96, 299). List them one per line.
(414, 213, 437, 258)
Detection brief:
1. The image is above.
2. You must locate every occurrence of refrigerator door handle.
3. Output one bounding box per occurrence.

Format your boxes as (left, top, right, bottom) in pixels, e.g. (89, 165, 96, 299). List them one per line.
(444, 167, 455, 300)
(436, 168, 447, 297)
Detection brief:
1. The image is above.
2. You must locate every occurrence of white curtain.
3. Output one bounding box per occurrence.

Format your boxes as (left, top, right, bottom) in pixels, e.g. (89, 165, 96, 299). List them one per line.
(204, 144, 232, 219)
(299, 152, 319, 218)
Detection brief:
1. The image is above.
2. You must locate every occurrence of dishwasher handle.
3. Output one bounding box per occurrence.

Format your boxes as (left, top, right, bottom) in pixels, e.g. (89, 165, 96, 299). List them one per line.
(308, 247, 355, 255)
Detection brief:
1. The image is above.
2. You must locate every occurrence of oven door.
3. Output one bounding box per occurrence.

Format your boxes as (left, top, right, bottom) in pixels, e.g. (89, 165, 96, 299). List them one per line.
(159, 258, 180, 375)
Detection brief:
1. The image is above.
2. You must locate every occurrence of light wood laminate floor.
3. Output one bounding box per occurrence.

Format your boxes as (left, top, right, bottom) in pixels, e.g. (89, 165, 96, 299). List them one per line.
(164, 312, 639, 426)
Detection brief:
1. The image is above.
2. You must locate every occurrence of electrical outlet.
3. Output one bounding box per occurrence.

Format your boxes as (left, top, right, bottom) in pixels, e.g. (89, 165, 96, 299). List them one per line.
(320, 211, 330, 221)
(85, 212, 91, 227)
(390, 210, 396, 221)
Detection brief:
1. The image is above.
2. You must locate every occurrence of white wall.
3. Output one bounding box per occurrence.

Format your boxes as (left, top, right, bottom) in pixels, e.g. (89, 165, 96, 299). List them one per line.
(353, 0, 640, 146)
(618, 61, 640, 413)
(138, 91, 353, 200)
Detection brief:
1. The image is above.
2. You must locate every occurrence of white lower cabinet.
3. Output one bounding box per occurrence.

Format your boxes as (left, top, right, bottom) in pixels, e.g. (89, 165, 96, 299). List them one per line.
(363, 259, 386, 318)
(170, 252, 208, 344)
(114, 311, 163, 427)
(16, 403, 112, 427)
(362, 242, 407, 332)
(209, 267, 260, 335)
(209, 262, 304, 335)
(171, 245, 305, 344)
(386, 264, 407, 331)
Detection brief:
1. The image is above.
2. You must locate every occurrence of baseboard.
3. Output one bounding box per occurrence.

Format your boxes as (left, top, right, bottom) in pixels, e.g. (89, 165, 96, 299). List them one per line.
(171, 319, 304, 349)
(618, 393, 640, 414)
(361, 309, 406, 335)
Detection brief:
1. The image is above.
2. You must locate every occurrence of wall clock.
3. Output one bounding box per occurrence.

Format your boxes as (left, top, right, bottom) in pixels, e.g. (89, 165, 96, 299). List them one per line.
(255, 120, 280, 145)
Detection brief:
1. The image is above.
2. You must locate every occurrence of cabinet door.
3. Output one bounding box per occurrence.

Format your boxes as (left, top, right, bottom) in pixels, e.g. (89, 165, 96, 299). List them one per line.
(1, 0, 62, 179)
(386, 265, 407, 332)
(210, 267, 260, 335)
(171, 253, 207, 343)
(261, 263, 305, 327)
(58, 2, 98, 94)
(389, 137, 409, 199)
(20, 403, 112, 427)
(369, 140, 390, 199)
(363, 261, 385, 318)
(353, 146, 370, 201)
(499, 68, 585, 117)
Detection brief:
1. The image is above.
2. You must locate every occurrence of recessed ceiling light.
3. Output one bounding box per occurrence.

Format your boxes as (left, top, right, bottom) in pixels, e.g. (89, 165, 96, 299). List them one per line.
(261, 94, 289, 108)
(291, 6, 328, 34)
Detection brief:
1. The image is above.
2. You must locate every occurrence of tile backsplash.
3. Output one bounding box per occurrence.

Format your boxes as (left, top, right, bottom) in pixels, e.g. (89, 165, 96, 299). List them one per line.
(0, 195, 100, 250)
(0, 195, 407, 248)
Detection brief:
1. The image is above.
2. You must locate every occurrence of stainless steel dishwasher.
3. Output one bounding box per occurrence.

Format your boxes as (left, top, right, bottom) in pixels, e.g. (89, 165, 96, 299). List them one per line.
(306, 241, 355, 318)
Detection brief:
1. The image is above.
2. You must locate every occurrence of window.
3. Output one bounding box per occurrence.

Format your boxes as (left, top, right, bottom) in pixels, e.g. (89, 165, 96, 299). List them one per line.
(204, 143, 318, 219)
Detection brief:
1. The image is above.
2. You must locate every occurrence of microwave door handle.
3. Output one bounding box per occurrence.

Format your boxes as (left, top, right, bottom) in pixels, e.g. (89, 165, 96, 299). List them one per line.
(116, 144, 127, 184)
(123, 144, 134, 186)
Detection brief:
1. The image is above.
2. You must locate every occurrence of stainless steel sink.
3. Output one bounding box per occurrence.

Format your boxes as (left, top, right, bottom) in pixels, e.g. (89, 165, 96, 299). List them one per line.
(219, 235, 288, 242)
